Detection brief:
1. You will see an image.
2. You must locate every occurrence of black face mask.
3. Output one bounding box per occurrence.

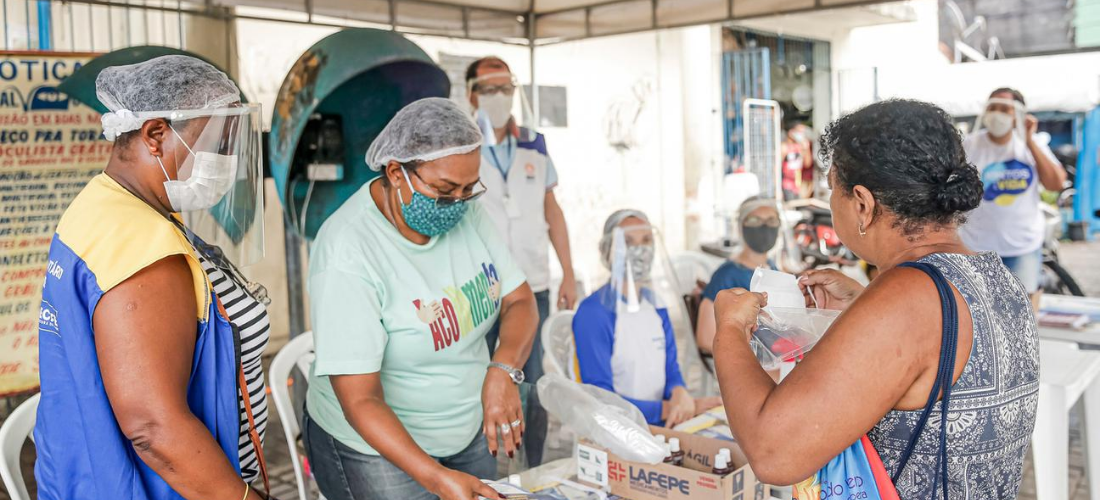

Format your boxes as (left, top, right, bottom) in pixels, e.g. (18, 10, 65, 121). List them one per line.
(743, 226, 779, 253)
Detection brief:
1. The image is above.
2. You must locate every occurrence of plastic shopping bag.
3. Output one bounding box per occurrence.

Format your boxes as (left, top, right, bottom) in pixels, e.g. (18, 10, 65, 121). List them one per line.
(537, 374, 666, 464)
(793, 436, 899, 500)
(750, 307, 839, 371)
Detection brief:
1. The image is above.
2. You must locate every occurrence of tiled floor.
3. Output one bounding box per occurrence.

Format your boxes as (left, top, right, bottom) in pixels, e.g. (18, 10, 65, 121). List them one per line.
(3, 241, 1099, 500)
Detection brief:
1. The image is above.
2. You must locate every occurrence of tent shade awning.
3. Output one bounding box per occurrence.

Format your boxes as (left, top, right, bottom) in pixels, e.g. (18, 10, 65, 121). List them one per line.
(81, 0, 897, 45)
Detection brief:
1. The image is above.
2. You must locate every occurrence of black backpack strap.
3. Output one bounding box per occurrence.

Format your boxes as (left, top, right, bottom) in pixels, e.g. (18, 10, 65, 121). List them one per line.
(890, 261, 959, 499)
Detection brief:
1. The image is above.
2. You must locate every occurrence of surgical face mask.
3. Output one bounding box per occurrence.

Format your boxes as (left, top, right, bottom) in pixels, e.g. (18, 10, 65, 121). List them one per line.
(478, 93, 513, 129)
(742, 225, 779, 254)
(399, 166, 468, 237)
(626, 244, 655, 281)
(982, 111, 1015, 138)
(156, 128, 238, 213)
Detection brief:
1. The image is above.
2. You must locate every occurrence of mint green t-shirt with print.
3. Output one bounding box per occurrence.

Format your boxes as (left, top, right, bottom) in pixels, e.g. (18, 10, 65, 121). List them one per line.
(305, 178, 526, 457)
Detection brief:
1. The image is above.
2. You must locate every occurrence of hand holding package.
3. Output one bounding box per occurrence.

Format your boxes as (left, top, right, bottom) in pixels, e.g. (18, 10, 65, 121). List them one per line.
(748, 268, 839, 370)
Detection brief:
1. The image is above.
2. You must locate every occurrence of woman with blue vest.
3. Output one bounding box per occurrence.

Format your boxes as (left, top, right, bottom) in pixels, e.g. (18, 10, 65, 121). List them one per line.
(36, 55, 274, 500)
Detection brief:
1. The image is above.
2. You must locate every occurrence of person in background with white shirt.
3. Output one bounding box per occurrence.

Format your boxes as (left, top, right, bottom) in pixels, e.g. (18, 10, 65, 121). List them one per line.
(467, 56, 577, 466)
(960, 87, 1066, 304)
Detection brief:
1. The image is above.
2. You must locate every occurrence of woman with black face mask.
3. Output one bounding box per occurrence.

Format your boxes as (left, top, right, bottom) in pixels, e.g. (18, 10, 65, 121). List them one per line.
(695, 197, 779, 354)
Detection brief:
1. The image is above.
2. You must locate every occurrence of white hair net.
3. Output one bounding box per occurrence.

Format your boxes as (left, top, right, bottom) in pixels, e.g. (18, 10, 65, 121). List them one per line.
(95, 55, 241, 141)
(599, 209, 650, 268)
(738, 196, 778, 226)
(364, 97, 482, 171)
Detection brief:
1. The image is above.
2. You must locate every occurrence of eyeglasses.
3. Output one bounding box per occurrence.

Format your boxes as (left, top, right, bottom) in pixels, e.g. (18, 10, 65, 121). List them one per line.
(475, 83, 516, 96)
(743, 216, 781, 228)
(409, 169, 487, 208)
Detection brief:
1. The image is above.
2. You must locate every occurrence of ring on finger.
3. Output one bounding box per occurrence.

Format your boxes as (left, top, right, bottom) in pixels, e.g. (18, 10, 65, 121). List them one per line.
(510, 419, 522, 428)
(500, 425, 511, 435)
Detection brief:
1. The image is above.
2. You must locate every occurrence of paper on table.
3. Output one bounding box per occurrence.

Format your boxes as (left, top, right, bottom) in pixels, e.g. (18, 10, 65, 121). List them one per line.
(749, 268, 805, 309)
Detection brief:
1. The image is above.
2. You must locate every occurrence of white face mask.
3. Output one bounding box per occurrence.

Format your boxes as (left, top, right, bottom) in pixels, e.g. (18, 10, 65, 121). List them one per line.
(156, 128, 239, 212)
(478, 93, 513, 129)
(982, 111, 1015, 138)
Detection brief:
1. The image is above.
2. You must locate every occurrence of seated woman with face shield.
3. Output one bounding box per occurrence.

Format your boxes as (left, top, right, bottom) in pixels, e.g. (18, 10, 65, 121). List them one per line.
(695, 197, 779, 354)
(572, 210, 721, 428)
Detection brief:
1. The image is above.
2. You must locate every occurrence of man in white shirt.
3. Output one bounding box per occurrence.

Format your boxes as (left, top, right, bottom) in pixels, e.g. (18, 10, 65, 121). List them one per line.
(467, 56, 577, 466)
(960, 88, 1066, 302)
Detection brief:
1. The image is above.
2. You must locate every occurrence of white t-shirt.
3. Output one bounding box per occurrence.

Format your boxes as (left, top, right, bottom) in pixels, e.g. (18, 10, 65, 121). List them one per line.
(959, 132, 1056, 257)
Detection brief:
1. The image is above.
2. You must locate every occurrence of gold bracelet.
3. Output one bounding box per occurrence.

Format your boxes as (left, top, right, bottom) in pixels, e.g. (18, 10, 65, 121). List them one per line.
(241, 484, 250, 500)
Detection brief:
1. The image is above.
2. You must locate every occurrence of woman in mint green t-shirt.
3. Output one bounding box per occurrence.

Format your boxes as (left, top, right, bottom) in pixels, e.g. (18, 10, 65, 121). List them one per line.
(303, 98, 539, 500)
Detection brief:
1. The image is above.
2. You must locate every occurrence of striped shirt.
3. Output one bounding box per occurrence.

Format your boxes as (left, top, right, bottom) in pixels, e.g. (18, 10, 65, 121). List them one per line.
(198, 254, 270, 483)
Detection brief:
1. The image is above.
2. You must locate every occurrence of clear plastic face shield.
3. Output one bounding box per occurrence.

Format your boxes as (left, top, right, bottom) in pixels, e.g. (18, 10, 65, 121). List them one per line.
(161, 103, 265, 266)
(597, 221, 707, 395)
(974, 97, 1027, 140)
(468, 71, 538, 146)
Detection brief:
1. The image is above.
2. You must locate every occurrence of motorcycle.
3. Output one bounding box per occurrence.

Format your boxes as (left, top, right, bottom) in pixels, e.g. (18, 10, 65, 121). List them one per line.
(1040, 194, 1085, 296)
(789, 200, 858, 270)
(1040, 146, 1085, 297)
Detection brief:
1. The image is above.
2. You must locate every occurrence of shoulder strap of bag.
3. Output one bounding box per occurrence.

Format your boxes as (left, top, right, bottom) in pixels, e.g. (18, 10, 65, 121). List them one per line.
(172, 217, 271, 493)
(216, 294, 272, 495)
(890, 261, 959, 500)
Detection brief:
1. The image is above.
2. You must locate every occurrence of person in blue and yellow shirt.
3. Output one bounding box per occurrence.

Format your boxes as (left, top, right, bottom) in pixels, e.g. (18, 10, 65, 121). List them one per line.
(36, 55, 274, 500)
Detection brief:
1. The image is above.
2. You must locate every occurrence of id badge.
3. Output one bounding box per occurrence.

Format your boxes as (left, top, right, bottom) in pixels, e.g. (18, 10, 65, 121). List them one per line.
(505, 194, 522, 218)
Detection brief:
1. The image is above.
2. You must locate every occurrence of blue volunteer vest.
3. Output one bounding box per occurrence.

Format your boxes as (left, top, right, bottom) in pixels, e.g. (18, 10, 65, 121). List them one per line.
(34, 174, 241, 500)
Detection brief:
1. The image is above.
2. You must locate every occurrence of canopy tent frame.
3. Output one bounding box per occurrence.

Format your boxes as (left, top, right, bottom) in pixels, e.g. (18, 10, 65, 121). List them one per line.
(46, 0, 897, 47)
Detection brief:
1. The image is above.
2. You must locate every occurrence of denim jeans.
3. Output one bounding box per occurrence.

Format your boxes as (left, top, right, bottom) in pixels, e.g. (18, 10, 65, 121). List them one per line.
(1001, 249, 1042, 293)
(302, 409, 497, 500)
(484, 290, 550, 466)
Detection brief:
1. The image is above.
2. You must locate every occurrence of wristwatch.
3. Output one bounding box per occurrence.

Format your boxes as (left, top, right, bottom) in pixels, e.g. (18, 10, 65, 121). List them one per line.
(488, 362, 525, 384)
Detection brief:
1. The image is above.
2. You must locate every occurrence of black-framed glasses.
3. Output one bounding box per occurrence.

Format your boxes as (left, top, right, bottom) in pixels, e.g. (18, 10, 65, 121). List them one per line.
(410, 169, 488, 208)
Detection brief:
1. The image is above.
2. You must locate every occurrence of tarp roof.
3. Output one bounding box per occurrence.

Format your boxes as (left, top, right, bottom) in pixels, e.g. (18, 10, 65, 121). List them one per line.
(169, 0, 898, 44)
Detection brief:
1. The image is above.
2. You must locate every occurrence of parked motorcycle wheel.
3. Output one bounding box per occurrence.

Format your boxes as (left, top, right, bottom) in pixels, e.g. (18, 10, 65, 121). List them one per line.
(1043, 259, 1085, 297)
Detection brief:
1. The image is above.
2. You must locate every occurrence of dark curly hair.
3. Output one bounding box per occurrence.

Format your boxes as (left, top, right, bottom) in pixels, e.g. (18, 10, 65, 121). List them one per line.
(819, 99, 983, 237)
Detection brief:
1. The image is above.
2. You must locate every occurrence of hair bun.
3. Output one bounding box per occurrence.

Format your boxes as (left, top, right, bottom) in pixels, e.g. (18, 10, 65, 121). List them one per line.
(935, 164, 982, 213)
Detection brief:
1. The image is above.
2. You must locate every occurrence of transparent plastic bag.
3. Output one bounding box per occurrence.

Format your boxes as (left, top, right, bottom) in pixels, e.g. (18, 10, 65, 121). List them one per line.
(537, 374, 666, 464)
(750, 307, 840, 371)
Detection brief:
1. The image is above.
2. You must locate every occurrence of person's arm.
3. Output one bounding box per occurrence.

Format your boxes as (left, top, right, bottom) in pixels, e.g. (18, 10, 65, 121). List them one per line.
(545, 190, 577, 310)
(332, 374, 503, 500)
(659, 309, 694, 428)
(482, 283, 538, 459)
(711, 269, 965, 485)
(696, 276, 727, 353)
(94, 256, 264, 500)
(696, 299, 717, 354)
(1026, 114, 1067, 191)
(660, 310, 686, 395)
(313, 258, 505, 500)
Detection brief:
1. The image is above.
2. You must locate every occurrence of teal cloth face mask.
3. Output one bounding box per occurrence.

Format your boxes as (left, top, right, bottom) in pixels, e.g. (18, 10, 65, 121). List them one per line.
(400, 166, 468, 237)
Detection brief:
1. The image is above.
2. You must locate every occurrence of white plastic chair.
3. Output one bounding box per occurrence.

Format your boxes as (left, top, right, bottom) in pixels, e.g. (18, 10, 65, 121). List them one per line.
(539, 311, 578, 462)
(541, 310, 577, 381)
(1033, 339, 1100, 500)
(0, 393, 39, 500)
(269, 332, 322, 500)
(669, 251, 723, 294)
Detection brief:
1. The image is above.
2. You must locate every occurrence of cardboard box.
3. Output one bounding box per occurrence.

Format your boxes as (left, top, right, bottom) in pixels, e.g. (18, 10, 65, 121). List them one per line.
(576, 426, 771, 500)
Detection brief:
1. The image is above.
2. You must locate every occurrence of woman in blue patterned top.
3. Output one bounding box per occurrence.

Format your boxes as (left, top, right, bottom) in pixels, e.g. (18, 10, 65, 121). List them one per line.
(711, 99, 1038, 499)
